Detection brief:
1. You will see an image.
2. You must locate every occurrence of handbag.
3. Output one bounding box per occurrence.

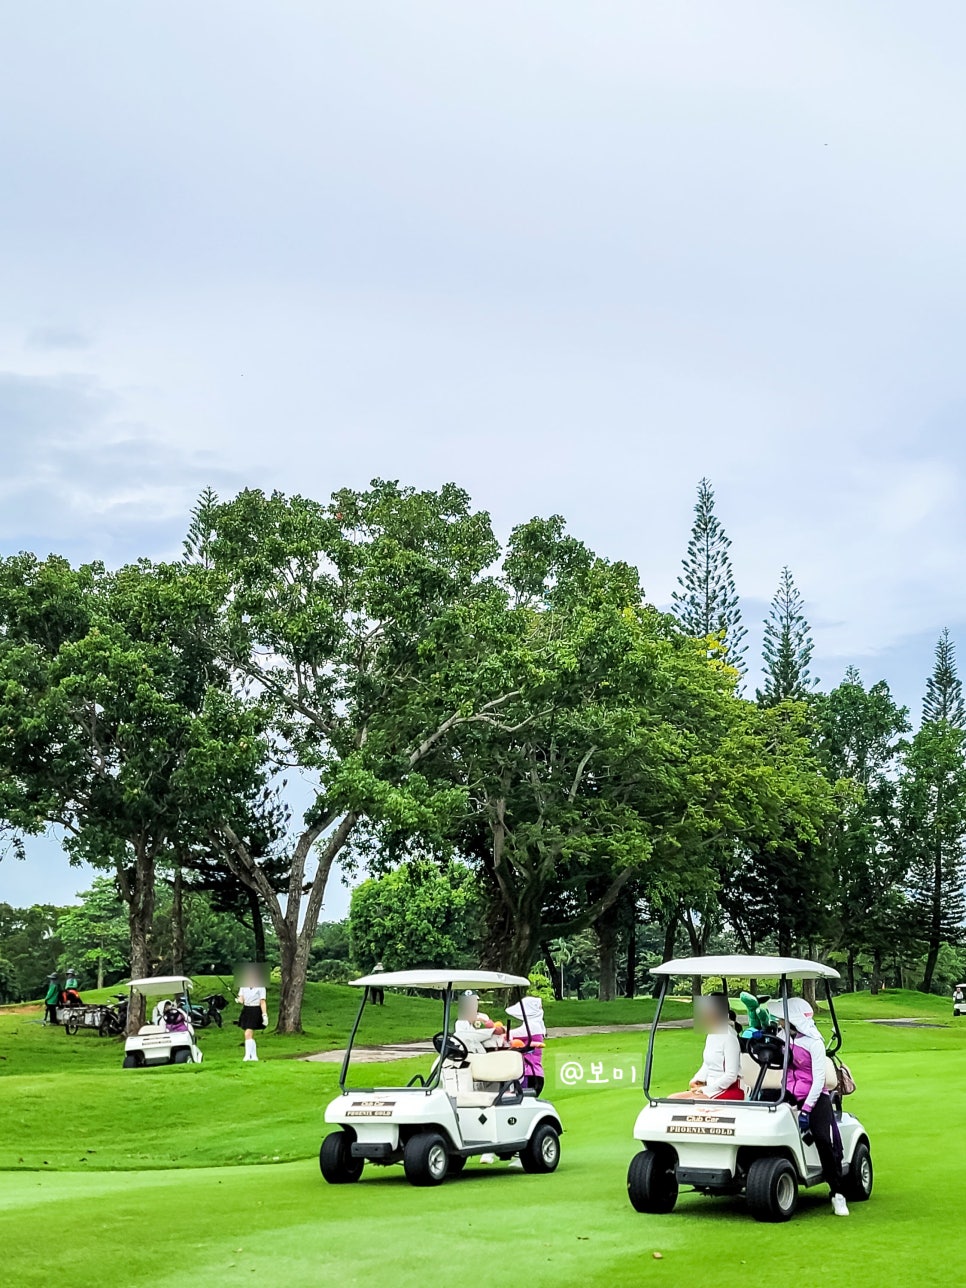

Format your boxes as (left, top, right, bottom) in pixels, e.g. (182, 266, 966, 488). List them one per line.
(835, 1058, 856, 1096)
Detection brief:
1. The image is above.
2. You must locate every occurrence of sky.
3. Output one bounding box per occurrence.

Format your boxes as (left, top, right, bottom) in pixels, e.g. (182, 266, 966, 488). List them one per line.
(3, 1, 966, 911)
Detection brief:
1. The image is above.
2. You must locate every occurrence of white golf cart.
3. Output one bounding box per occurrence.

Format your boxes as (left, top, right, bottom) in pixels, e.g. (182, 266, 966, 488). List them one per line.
(121, 975, 204, 1069)
(321, 969, 563, 1186)
(953, 983, 965, 1017)
(628, 955, 873, 1222)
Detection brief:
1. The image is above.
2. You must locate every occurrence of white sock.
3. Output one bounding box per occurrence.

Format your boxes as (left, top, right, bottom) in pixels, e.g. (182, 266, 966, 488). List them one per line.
(248, 1038, 258, 1061)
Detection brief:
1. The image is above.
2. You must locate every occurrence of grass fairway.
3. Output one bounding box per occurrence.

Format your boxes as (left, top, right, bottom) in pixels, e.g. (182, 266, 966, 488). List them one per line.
(2, 986, 963, 1287)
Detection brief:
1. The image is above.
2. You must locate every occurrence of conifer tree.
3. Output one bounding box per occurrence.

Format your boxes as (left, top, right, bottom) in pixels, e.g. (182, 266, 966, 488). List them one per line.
(923, 628, 965, 727)
(757, 566, 816, 706)
(183, 486, 219, 568)
(672, 478, 746, 671)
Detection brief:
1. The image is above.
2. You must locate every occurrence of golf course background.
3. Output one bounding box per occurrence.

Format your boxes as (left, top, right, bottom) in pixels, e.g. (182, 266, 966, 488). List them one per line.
(1, 984, 961, 1287)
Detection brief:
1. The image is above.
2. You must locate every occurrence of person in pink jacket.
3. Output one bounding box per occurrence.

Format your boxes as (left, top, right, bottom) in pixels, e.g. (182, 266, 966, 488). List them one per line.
(771, 996, 848, 1217)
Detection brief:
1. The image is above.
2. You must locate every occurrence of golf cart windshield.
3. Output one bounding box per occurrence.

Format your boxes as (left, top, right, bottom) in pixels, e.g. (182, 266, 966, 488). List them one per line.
(339, 969, 531, 1094)
(644, 955, 841, 1106)
(126, 975, 194, 998)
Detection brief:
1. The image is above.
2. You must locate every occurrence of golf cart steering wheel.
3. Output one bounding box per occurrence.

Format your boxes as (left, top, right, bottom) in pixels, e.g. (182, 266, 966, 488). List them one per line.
(433, 1031, 469, 1063)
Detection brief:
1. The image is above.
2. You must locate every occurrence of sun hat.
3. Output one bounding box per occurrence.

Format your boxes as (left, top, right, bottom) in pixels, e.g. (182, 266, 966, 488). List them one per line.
(768, 995, 821, 1039)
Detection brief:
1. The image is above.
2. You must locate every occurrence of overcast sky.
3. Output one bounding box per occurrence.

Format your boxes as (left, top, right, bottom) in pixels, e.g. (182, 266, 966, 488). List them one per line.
(3, 2, 966, 911)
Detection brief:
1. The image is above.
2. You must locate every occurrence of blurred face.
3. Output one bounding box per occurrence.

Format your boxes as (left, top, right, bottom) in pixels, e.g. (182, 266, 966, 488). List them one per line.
(458, 994, 479, 1022)
(695, 996, 727, 1033)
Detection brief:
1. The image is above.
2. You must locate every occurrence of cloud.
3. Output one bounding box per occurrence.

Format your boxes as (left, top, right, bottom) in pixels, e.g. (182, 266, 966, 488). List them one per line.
(0, 371, 240, 563)
(26, 324, 91, 351)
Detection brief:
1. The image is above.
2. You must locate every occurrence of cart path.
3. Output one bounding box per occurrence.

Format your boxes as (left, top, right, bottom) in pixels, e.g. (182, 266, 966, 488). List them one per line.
(299, 1018, 694, 1064)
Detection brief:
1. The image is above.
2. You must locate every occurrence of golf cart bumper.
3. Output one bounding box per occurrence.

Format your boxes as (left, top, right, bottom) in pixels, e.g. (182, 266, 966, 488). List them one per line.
(676, 1166, 734, 1187)
(350, 1141, 397, 1160)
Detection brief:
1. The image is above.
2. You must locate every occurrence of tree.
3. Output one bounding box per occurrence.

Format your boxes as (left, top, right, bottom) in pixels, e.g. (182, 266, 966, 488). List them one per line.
(0, 903, 63, 1000)
(816, 670, 911, 992)
(0, 555, 267, 1028)
(206, 481, 528, 1032)
(923, 629, 965, 727)
(900, 639, 966, 990)
(672, 477, 746, 672)
(420, 519, 828, 976)
(757, 567, 817, 706)
(349, 860, 484, 970)
(56, 879, 130, 989)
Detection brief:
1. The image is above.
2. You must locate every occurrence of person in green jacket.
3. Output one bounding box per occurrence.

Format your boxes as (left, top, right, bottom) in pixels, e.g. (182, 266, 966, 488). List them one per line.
(44, 973, 61, 1025)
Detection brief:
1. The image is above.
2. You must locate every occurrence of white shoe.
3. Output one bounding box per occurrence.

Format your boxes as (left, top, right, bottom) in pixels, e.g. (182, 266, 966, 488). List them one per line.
(508, 1158, 523, 1170)
(831, 1193, 850, 1217)
(479, 1154, 497, 1165)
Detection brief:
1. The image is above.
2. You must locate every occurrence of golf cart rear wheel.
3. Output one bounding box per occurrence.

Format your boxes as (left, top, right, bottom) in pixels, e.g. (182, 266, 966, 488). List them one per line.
(842, 1141, 873, 1203)
(404, 1132, 450, 1186)
(64, 1016, 80, 1037)
(746, 1156, 798, 1222)
(448, 1155, 467, 1175)
(319, 1131, 364, 1184)
(627, 1150, 678, 1214)
(520, 1123, 561, 1174)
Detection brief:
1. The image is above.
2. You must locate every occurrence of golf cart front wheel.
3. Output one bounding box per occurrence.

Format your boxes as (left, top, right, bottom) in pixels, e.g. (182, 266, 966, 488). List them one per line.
(448, 1155, 467, 1175)
(122, 1053, 141, 1069)
(627, 1150, 678, 1213)
(172, 1048, 192, 1064)
(404, 1132, 450, 1186)
(64, 1016, 80, 1037)
(319, 1131, 364, 1184)
(520, 1123, 561, 1174)
(842, 1142, 873, 1203)
(746, 1156, 798, 1222)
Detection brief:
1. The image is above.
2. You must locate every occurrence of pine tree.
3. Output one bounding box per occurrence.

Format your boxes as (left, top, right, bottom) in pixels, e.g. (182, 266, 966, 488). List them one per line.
(923, 628, 965, 727)
(672, 478, 746, 671)
(757, 566, 817, 706)
(183, 486, 219, 568)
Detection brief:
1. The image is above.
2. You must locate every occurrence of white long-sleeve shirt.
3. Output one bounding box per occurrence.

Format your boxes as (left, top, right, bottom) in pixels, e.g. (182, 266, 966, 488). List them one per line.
(693, 1028, 741, 1098)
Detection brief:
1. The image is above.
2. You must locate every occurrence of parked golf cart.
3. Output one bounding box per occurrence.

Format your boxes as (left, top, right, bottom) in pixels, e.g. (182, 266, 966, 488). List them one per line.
(953, 983, 965, 1017)
(121, 975, 204, 1068)
(321, 969, 563, 1187)
(628, 955, 872, 1223)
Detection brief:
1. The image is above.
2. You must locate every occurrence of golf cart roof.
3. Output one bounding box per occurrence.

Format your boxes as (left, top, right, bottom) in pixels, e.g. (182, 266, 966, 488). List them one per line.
(350, 969, 531, 991)
(126, 975, 194, 996)
(651, 955, 840, 981)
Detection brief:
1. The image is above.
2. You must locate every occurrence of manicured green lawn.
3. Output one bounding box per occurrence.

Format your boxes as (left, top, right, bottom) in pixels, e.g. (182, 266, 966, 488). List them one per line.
(2, 986, 963, 1286)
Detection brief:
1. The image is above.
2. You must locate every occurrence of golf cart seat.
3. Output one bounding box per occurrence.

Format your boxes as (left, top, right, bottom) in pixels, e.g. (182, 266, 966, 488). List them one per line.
(452, 1049, 525, 1108)
(739, 1053, 839, 1100)
(137, 1024, 168, 1036)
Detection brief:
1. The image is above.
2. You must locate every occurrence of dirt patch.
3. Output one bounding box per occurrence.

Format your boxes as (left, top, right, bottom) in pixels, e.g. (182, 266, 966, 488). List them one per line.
(866, 1018, 947, 1029)
(300, 1018, 693, 1063)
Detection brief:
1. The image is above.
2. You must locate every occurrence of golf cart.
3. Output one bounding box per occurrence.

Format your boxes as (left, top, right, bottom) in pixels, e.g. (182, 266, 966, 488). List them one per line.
(954, 984, 965, 1017)
(628, 955, 872, 1223)
(321, 969, 563, 1186)
(121, 975, 204, 1068)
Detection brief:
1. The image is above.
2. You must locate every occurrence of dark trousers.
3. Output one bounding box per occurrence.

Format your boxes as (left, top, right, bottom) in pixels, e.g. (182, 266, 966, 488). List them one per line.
(524, 1075, 545, 1097)
(371, 988, 384, 1006)
(806, 1093, 843, 1195)
(45, 1004, 59, 1025)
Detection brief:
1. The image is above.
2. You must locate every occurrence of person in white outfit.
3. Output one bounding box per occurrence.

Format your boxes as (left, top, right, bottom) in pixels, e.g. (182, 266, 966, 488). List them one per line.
(236, 966, 268, 1061)
(669, 993, 743, 1100)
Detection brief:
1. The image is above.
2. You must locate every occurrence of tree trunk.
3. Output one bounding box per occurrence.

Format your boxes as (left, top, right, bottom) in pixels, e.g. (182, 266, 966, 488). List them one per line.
(919, 838, 943, 993)
(118, 841, 156, 1033)
(96, 939, 104, 991)
(276, 924, 312, 1034)
(249, 886, 266, 963)
(847, 950, 856, 995)
(171, 863, 185, 976)
(597, 916, 617, 1002)
(801, 977, 817, 1008)
(624, 919, 637, 998)
(870, 950, 883, 996)
(541, 943, 564, 1001)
